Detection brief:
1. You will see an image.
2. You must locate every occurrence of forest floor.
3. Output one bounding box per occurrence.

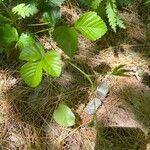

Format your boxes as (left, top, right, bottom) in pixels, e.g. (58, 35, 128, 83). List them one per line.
(1, 2, 150, 150)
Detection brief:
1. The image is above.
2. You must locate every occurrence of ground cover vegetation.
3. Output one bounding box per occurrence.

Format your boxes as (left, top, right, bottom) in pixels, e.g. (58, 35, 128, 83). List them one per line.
(1, 0, 150, 149)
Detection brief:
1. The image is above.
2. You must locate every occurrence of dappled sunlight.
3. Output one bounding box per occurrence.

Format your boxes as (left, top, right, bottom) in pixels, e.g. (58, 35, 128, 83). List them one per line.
(1, 0, 150, 149)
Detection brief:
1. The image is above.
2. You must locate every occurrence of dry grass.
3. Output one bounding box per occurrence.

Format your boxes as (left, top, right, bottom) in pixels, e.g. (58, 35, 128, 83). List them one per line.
(1, 47, 150, 149)
(1, 1, 150, 150)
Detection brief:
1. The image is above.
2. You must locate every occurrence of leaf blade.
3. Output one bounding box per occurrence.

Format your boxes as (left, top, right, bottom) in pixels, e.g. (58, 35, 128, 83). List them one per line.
(17, 33, 35, 50)
(53, 26, 78, 57)
(12, 3, 38, 18)
(106, 0, 117, 32)
(53, 104, 75, 127)
(42, 7, 61, 27)
(20, 61, 43, 87)
(0, 24, 18, 46)
(19, 42, 45, 62)
(75, 11, 107, 41)
(42, 51, 62, 77)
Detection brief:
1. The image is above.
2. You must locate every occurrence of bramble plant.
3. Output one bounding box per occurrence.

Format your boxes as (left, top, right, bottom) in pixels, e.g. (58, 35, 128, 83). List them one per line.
(0, 0, 128, 127)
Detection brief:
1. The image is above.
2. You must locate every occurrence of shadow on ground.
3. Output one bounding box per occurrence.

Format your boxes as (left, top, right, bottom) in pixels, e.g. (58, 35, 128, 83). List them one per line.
(94, 83, 150, 150)
(119, 85, 150, 128)
(95, 127, 146, 150)
(0, 59, 94, 149)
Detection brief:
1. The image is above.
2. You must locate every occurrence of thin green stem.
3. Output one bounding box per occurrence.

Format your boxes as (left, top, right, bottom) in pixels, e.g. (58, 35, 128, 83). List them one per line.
(28, 22, 52, 26)
(69, 62, 95, 92)
(34, 28, 50, 34)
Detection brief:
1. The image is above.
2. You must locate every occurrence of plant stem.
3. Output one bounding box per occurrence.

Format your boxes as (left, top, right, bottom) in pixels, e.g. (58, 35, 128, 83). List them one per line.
(28, 22, 52, 26)
(69, 62, 95, 92)
(34, 28, 50, 34)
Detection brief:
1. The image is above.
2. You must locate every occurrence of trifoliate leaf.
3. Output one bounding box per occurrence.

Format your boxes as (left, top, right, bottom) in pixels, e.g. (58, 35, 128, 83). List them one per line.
(0, 24, 18, 46)
(75, 11, 107, 41)
(20, 61, 43, 87)
(12, 3, 38, 18)
(53, 104, 75, 127)
(19, 43, 45, 62)
(17, 33, 35, 49)
(42, 51, 62, 77)
(53, 26, 78, 57)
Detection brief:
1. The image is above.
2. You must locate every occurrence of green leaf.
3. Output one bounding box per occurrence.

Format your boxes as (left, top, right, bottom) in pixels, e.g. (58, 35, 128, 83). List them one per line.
(91, 0, 103, 10)
(53, 104, 75, 127)
(48, 0, 65, 7)
(0, 0, 4, 3)
(42, 51, 62, 77)
(12, 3, 38, 18)
(0, 24, 18, 46)
(42, 7, 61, 27)
(20, 62, 43, 87)
(116, 15, 126, 29)
(145, 0, 150, 5)
(106, 0, 117, 32)
(17, 33, 35, 49)
(106, 0, 125, 31)
(19, 43, 45, 62)
(75, 11, 107, 41)
(112, 65, 129, 76)
(53, 26, 78, 57)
